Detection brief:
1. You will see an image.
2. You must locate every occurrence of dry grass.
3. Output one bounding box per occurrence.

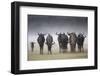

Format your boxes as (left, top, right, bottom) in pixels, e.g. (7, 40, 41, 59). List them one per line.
(28, 51, 88, 61)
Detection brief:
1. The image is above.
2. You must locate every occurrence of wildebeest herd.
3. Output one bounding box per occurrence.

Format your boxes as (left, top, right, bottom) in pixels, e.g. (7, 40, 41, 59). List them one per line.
(30, 32, 86, 55)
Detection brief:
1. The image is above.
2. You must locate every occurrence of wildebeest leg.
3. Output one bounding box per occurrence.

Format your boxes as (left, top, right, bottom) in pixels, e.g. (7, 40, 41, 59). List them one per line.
(81, 44, 84, 52)
(47, 46, 49, 54)
(47, 50, 50, 54)
(72, 44, 76, 52)
(48, 46, 52, 54)
(70, 44, 72, 52)
(72, 46, 74, 52)
(40, 47, 43, 55)
(32, 47, 34, 52)
(74, 44, 76, 52)
(47, 46, 50, 54)
(78, 45, 81, 52)
(41, 47, 43, 54)
(39, 45, 41, 54)
(80, 48, 82, 52)
(33, 48, 34, 52)
(66, 45, 68, 52)
(59, 47, 61, 53)
(71, 44, 74, 52)
(40, 44, 43, 54)
(48, 51, 52, 54)
(50, 50, 52, 54)
(50, 48, 52, 54)
(63, 49, 66, 53)
(31, 47, 33, 52)
(59, 43, 61, 53)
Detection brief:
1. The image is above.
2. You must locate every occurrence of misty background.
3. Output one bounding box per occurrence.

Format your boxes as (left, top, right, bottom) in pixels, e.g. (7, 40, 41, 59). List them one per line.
(28, 15, 88, 54)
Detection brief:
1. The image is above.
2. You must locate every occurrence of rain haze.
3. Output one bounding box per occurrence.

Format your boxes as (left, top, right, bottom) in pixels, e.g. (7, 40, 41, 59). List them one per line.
(28, 15, 88, 55)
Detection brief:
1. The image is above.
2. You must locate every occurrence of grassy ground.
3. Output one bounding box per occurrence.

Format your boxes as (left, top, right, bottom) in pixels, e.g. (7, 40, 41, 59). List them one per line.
(28, 51, 88, 61)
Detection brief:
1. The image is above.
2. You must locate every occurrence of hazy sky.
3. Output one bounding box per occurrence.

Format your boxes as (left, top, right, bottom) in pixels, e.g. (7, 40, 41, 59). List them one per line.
(28, 15, 88, 51)
(28, 15, 88, 35)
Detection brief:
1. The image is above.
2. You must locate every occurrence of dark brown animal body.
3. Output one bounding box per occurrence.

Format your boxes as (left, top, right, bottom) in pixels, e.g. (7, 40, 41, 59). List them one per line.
(56, 33, 68, 53)
(68, 32, 77, 52)
(77, 33, 86, 52)
(31, 42, 35, 52)
(46, 34, 54, 54)
(37, 33, 45, 54)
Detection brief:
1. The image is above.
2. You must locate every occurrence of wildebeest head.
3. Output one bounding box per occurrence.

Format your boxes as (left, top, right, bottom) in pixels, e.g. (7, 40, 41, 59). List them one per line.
(67, 32, 77, 42)
(56, 32, 62, 42)
(37, 33, 46, 42)
(56, 32, 62, 37)
(37, 33, 45, 46)
(67, 32, 77, 38)
(78, 33, 86, 38)
(38, 33, 46, 37)
(37, 33, 46, 43)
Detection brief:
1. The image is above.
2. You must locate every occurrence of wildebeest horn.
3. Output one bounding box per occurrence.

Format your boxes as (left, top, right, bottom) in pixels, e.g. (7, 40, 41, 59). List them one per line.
(38, 33, 40, 35)
(82, 32, 84, 35)
(67, 32, 70, 35)
(82, 33, 86, 38)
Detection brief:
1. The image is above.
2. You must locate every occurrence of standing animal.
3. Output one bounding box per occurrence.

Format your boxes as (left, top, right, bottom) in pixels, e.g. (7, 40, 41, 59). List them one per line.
(68, 32, 77, 52)
(30, 42, 35, 52)
(56, 33, 68, 53)
(46, 34, 55, 54)
(37, 33, 45, 54)
(60, 33, 68, 53)
(56, 32, 62, 53)
(77, 33, 86, 52)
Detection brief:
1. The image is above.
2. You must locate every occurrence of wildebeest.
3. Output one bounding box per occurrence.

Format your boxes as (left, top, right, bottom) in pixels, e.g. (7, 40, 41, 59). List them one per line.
(37, 33, 45, 54)
(77, 33, 86, 52)
(30, 42, 35, 52)
(56, 32, 62, 53)
(68, 32, 77, 52)
(46, 34, 55, 54)
(56, 33, 68, 53)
